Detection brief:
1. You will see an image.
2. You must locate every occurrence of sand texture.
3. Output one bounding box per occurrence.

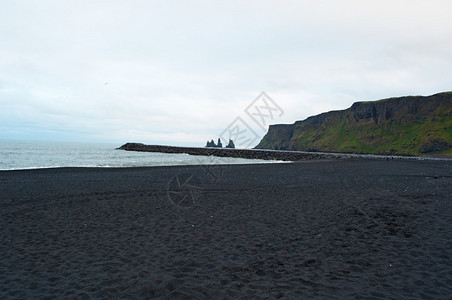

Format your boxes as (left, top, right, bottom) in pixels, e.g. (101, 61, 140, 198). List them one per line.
(1, 159, 451, 299)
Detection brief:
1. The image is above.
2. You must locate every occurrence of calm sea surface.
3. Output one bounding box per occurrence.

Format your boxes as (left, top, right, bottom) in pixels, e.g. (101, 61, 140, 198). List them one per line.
(0, 140, 276, 170)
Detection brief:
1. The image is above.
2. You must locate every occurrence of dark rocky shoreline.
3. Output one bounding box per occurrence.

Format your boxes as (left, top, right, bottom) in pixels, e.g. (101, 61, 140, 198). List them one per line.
(118, 143, 449, 161)
(118, 143, 335, 161)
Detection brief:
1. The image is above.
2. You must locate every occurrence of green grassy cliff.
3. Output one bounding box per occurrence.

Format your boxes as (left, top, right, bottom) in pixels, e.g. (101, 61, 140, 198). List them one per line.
(255, 92, 452, 156)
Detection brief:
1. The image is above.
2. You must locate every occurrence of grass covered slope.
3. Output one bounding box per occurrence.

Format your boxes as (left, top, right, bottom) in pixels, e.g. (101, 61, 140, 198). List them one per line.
(256, 92, 452, 156)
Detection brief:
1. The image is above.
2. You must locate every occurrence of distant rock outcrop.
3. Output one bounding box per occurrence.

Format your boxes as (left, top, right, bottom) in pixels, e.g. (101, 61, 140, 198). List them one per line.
(225, 139, 235, 149)
(206, 139, 216, 147)
(205, 138, 227, 148)
(255, 92, 452, 156)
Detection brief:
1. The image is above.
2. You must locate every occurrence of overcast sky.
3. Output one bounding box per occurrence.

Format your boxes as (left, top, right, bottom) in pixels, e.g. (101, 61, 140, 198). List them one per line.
(1, 0, 451, 146)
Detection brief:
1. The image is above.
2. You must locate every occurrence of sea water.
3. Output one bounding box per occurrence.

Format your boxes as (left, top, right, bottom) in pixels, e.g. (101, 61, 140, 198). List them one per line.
(0, 140, 276, 170)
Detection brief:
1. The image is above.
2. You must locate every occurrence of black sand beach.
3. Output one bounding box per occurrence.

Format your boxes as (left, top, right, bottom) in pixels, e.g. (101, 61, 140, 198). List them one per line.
(1, 159, 451, 299)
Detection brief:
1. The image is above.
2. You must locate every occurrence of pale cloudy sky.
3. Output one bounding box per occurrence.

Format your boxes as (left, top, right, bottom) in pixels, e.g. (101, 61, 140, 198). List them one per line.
(1, 0, 451, 146)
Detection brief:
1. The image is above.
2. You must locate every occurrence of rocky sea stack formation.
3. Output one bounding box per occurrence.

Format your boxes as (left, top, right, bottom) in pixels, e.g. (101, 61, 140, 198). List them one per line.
(255, 92, 452, 156)
(205, 139, 235, 148)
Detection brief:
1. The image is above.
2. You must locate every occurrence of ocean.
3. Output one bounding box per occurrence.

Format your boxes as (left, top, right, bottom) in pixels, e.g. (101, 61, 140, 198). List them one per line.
(0, 140, 275, 171)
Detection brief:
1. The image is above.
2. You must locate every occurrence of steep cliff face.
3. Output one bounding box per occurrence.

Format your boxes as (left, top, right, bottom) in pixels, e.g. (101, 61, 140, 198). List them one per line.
(255, 92, 452, 156)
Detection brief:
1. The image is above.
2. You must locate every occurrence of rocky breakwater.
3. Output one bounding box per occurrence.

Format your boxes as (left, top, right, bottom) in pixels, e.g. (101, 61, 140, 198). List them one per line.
(117, 143, 345, 161)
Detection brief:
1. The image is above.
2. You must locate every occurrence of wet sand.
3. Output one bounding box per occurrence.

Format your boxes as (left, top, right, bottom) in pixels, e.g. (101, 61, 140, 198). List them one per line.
(1, 159, 451, 299)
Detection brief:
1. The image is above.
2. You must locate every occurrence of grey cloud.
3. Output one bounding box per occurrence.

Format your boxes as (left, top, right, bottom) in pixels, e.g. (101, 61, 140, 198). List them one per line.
(1, 0, 451, 144)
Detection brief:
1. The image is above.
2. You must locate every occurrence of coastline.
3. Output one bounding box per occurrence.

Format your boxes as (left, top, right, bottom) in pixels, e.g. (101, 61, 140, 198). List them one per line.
(0, 140, 283, 171)
(118, 142, 451, 161)
(1, 159, 451, 298)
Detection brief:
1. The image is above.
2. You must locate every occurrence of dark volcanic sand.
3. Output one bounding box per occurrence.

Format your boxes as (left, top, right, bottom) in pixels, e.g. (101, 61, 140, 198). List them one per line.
(1, 159, 451, 299)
